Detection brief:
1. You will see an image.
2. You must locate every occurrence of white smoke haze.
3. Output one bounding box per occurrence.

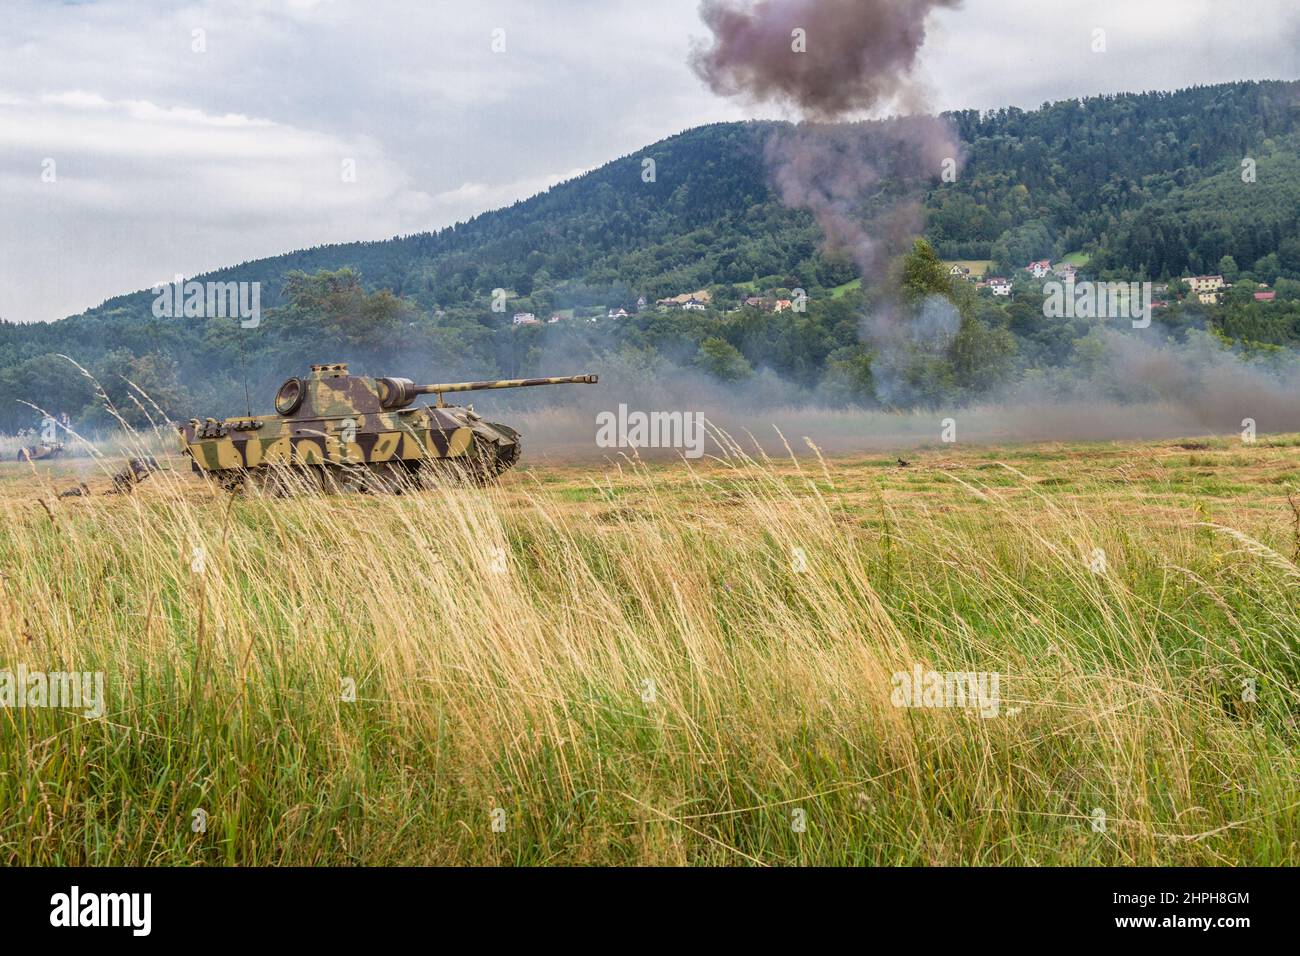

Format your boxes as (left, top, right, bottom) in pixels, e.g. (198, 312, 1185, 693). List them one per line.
(865, 293, 961, 407)
(490, 323, 1300, 462)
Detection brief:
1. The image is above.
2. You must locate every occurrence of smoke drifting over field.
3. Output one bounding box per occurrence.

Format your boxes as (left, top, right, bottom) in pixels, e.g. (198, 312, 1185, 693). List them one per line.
(504, 326, 1300, 461)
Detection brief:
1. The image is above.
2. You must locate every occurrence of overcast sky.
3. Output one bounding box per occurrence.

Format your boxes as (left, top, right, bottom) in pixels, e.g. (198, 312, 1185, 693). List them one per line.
(2, 0, 1298, 323)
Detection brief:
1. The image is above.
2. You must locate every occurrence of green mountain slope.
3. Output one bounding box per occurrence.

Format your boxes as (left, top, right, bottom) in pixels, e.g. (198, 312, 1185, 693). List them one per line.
(2, 80, 1298, 427)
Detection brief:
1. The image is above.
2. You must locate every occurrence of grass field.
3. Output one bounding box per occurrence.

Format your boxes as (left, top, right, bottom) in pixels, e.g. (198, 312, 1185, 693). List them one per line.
(1, 430, 1298, 865)
(941, 259, 994, 278)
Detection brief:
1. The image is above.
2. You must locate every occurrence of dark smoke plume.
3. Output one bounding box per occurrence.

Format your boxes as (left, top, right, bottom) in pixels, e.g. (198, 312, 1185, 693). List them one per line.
(690, 0, 961, 119)
(691, 0, 962, 279)
(766, 117, 956, 276)
(691, 0, 965, 408)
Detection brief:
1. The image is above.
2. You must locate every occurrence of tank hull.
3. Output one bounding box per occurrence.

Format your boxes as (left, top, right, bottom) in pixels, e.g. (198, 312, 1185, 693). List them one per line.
(180, 406, 521, 491)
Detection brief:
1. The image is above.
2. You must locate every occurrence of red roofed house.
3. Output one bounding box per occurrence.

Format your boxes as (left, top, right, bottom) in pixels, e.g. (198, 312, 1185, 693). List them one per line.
(1254, 291, 1277, 302)
(1027, 259, 1052, 279)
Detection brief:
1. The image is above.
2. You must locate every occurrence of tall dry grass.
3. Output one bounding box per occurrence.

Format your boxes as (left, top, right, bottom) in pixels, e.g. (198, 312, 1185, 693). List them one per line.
(0, 432, 1297, 865)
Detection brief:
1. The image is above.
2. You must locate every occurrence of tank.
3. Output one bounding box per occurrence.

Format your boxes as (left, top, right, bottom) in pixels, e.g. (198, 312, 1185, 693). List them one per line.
(178, 363, 598, 493)
(16, 441, 64, 462)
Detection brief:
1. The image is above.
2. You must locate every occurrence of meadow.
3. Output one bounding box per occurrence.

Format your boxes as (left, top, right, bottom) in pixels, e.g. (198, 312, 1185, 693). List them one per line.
(0, 428, 1298, 865)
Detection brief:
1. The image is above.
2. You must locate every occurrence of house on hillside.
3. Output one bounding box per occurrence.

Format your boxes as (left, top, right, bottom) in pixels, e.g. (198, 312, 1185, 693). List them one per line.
(547, 314, 564, 324)
(636, 296, 647, 311)
(1053, 263, 1077, 279)
(657, 290, 712, 308)
(682, 299, 707, 312)
(744, 296, 774, 310)
(1254, 291, 1277, 302)
(607, 307, 630, 319)
(773, 299, 794, 313)
(1185, 275, 1226, 295)
(512, 312, 539, 326)
(1026, 259, 1052, 279)
(989, 278, 1012, 296)
(948, 265, 971, 278)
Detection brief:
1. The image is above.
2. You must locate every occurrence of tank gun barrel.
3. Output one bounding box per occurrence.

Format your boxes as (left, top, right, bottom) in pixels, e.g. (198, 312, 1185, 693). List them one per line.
(378, 373, 598, 408)
(414, 374, 598, 396)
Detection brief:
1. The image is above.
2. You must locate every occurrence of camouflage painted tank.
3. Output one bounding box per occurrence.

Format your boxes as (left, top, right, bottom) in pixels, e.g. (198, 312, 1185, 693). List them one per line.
(178, 363, 598, 493)
(16, 441, 64, 463)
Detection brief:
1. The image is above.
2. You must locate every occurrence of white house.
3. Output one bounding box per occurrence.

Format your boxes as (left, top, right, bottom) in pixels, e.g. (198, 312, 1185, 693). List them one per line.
(1027, 259, 1052, 279)
(607, 307, 630, 319)
(682, 299, 706, 312)
(512, 312, 539, 326)
(988, 278, 1012, 296)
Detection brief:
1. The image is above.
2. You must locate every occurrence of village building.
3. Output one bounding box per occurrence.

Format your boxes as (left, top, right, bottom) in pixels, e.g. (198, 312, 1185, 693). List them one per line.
(988, 278, 1012, 296)
(512, 312, 539, 326)
(1185, 275, 1226, 295)
(657, 289, 712, 308)
(1254, 291, 1277, 302)
(1027, 259, 1052, 279)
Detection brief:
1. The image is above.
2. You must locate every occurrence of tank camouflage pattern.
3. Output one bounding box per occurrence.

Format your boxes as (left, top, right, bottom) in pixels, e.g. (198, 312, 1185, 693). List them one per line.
(16, 441, 64, 463)
(178, 363, 597, 493)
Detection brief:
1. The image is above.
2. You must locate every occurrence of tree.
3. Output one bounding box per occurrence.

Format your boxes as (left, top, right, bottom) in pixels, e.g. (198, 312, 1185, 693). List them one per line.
(818, 345, 875, 406)
(695, 337, 752, 381)
(80, 350, 189, 429)
(272, 268, 413, 362)
(0, 354, 96, 432)
(898, 238, 953, 304)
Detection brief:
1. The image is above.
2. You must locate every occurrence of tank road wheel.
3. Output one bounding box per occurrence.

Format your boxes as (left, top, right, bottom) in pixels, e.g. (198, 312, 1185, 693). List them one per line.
(247, 465, 324, 498)
(490, 437, 522, 476)
(419, 437, 522, 487)
(323, 462, 410, 495)
(214, 471, 247, 494)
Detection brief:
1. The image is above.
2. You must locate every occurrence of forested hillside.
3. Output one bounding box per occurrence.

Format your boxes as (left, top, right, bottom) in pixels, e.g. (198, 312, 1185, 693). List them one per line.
(2, 80, 1298, 430)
